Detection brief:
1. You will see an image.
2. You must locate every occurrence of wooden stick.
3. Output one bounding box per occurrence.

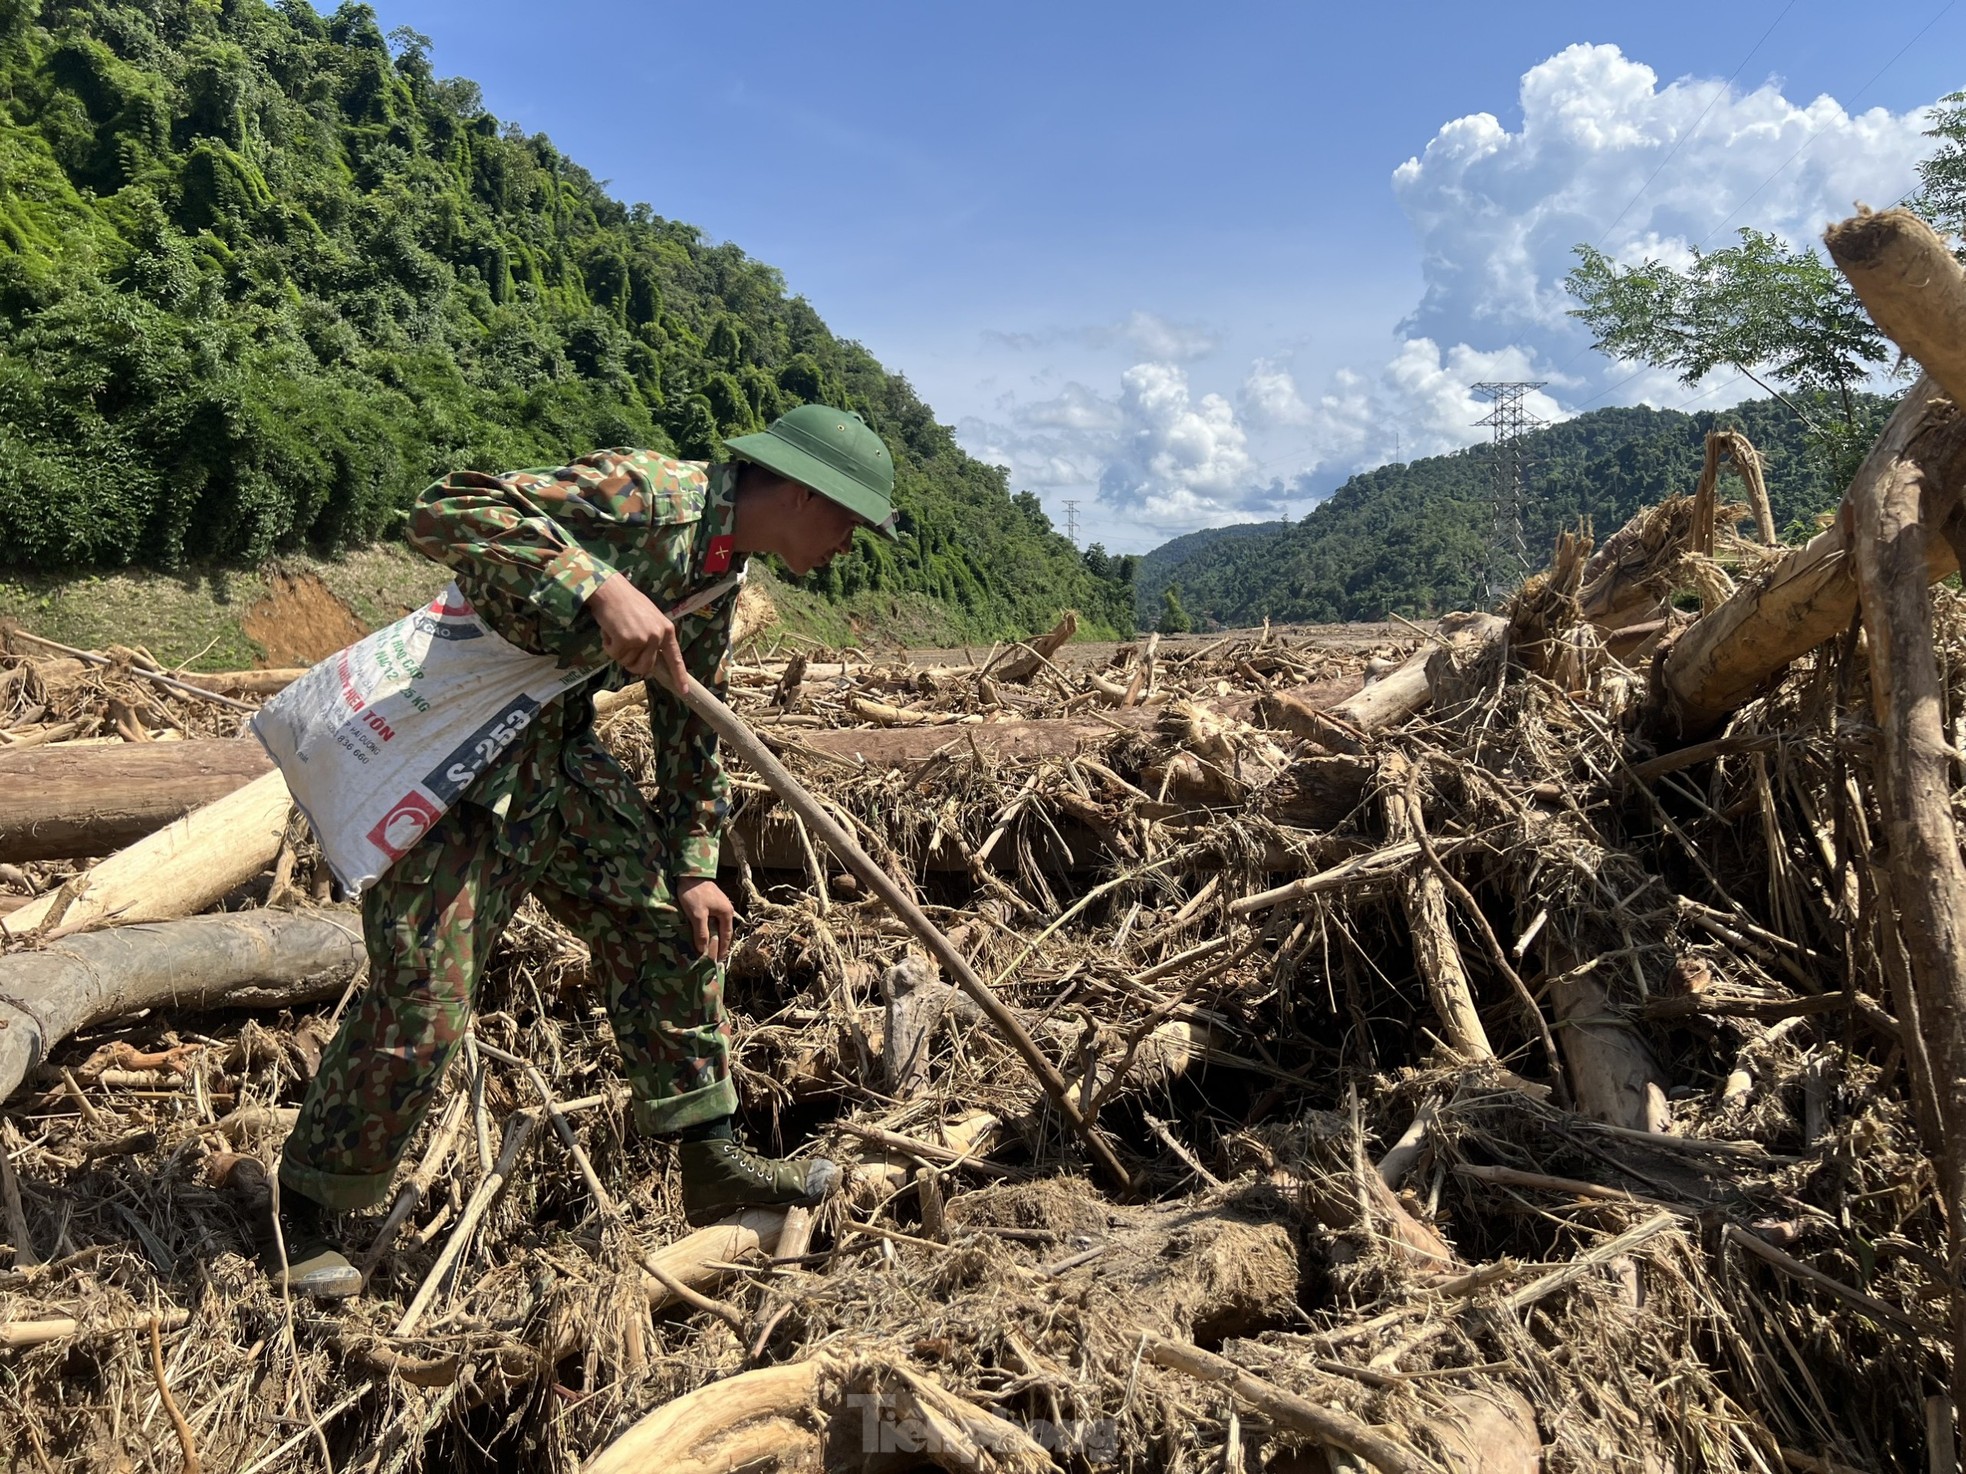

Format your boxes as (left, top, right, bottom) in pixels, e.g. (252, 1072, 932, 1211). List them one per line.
(360, 1091, 469, 1276)
(0, 1126, 40, 1268)
(147, 1315, 201, 1474)
(1722, 1224, 1943, 1338)
(473, 1039, 747, 1332)
(1143, 1112, 1225, 1190)
(1381, 1211, 1683, 1367)
(0, 1307, 189, 1350)
(1227, 842, 1422, 917)
(392, 1106, 547, 1337)
(1454, 1162, 1692, 1216)
(668, 675, 1132, 1189)
(1139, 1333, 1426, 1474)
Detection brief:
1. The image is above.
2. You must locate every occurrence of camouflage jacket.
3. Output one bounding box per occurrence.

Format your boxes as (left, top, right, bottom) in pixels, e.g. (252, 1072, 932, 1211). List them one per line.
(407, 453, 743, 880)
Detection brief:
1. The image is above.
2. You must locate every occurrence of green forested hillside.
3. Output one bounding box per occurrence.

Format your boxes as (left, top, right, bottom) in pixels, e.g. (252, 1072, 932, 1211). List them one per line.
(0, 0, 1134, 638)
(1136, 393, 1890, 627)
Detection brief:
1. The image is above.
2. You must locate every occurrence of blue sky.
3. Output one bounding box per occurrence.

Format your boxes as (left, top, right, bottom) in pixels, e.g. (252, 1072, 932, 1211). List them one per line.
(366, 0, 1965, 553)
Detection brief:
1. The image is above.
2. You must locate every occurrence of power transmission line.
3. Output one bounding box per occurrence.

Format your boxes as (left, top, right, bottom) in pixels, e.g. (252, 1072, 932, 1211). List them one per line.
(1061, 499, 1081, 546)
(1692, 0, 1955, 252)
(1592, 0, 1797, 251)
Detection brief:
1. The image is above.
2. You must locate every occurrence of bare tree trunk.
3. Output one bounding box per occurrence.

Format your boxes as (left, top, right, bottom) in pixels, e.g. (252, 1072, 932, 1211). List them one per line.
(1851, 444, 1966, 1433)
(1, 769, 293, 939)
(0, 739, 274, 861)
(1824, 205, 1966, 1436)
(0, 908, 363, 1101)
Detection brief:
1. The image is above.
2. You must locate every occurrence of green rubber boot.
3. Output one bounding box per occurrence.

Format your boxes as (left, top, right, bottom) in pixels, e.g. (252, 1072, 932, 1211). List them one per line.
(260, 1190, 362, 1302)
(678, 1138, 840, 1226)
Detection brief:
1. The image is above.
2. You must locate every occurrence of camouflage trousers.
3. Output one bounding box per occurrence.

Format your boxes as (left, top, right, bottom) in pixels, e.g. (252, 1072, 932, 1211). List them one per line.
(278, 781, 732, 1213)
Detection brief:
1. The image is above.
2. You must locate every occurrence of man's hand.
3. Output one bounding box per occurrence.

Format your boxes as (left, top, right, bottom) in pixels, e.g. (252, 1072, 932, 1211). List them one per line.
(587, 573, 691, 694)
(677, 877, 735, 963)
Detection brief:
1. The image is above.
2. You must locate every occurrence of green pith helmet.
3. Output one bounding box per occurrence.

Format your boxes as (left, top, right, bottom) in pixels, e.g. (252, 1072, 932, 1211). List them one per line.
(725, 404, 901, 542)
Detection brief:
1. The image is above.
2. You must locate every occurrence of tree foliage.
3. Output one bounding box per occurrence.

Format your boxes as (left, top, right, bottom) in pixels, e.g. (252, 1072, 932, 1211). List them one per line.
(1563, 94, 1966, 487)
(1156, 584, 1191, 635)
(1134, 394, 1886, 628)
(0, 0, 1132, 638)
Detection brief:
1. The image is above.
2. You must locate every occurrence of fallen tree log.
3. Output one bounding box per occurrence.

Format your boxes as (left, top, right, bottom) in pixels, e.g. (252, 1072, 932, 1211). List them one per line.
(1834, 204, 1966, 1419)
(1827, 207, 1966, 417)
(9, 698, 1389, 866)
(1, 768, 293, 938)
(178, 668, 309, 697)
(1326, 613, 1507, 733)
(0, 908, 363, 1102)
(582, 1351, 1055, 1474)
(0, 739, 275, 862)
(1656, 379, 1966, 738)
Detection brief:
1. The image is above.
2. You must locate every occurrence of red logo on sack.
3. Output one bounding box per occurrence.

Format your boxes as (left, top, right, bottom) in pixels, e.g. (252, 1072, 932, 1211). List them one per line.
(704, 535, 734, 574)
(368, 790, 441, 860)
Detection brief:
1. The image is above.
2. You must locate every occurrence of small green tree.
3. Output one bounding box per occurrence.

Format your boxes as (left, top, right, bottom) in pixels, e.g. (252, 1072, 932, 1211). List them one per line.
(1565, 230, 1893, 481)
(1157, 584, 1192, 635)
(1562, 94, 1966, 486)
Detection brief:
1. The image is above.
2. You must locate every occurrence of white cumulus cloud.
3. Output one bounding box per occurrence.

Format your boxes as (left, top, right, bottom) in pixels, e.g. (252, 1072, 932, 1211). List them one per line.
(1391, 42, 1931, 347)
(1097, 362, 1257, 529)
(1261, 43, 1936, 498)
(1239, 356, 1314, 429)
(957, 48, 1940, 548)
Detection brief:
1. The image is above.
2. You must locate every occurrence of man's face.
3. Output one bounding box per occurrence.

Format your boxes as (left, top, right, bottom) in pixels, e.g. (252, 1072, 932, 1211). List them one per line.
(780, 487, 867, 575)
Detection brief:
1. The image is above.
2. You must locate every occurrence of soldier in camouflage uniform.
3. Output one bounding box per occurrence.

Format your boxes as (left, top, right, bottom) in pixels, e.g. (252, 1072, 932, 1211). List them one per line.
(265, 405, 901, 1299)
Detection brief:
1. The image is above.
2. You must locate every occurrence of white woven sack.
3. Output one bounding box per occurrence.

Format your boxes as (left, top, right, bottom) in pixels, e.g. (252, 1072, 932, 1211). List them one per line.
(252, 573, 739, 895)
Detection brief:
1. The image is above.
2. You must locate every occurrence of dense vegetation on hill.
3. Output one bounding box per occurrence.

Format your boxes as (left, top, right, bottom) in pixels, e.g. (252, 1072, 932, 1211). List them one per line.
(1135, 392, 1893, 627)
(0, 0, 1135, 638)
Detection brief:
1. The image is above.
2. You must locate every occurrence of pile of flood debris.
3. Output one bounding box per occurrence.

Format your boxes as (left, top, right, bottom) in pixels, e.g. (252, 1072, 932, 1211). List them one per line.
(3, 206, 1966, 1473)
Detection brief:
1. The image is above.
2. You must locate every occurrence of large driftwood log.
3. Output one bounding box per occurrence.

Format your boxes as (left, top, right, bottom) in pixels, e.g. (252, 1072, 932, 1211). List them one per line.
(1827, 208, 1966, 415)
(1326, 613, 1507, 732)
(582, 1352, 1055, 1474)
(0, 739, 275, 862)
(0, 908, 363, 1101)
(1656, 379, 1966, 737)
(1, 768, 293, 938)
(1833, 207, 1966, 1421)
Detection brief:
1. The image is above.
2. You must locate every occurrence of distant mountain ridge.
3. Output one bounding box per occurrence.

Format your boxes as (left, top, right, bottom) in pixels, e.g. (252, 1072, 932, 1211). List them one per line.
(1134, 395, 1889, 627)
